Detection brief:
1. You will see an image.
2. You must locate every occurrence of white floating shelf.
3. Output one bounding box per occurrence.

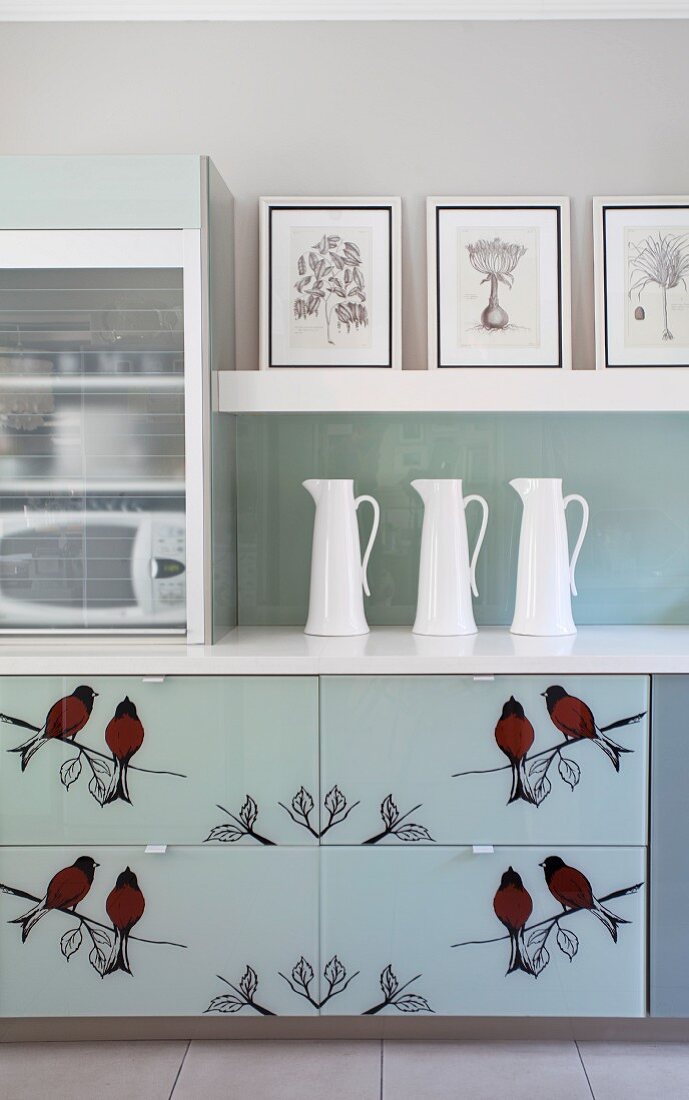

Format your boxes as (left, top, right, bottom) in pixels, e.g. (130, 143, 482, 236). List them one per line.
(2, 625, 689, 675)
(216, 368, 689, 414)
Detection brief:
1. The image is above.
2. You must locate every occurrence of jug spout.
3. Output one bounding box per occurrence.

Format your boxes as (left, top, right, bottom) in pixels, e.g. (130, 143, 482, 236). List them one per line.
(509, 477, 532, 500)
(411, 479, 432, 503)
(303, 479, 322, 503)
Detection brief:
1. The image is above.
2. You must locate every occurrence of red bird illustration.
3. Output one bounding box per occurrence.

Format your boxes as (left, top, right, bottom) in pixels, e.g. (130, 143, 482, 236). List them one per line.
(541, 855, 629, 942)
(542, 685, 634, 772)
(494, 696, 535, 804)
(493, 866, 536, 976)
(104, 697, 144, 805)
(10, 856, 98, 943)
(105, 867, 146, 975)
(9, 685, 98, 772)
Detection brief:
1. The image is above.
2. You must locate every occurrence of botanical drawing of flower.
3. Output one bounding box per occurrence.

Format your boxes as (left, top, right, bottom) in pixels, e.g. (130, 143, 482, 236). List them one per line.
(466, 237, 527, 331)
(628, 231, 689, 341)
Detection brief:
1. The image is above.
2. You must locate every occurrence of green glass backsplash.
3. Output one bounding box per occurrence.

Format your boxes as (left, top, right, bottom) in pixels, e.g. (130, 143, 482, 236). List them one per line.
(236, 413, 689, 626)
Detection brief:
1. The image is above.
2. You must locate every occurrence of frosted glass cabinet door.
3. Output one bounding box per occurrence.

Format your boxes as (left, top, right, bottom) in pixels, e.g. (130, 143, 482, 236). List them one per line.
(0, 676, 318, 845)
(320, 847, 646, 1018)
(0, 847, 319, 1018)
(319, 676, 649, 846)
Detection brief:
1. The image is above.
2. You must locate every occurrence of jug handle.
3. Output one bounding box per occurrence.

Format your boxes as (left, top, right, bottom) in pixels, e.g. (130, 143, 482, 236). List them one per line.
(354, 494, 380, 598)
(563, 494, 589, 597)
(463, 495, 490, 599)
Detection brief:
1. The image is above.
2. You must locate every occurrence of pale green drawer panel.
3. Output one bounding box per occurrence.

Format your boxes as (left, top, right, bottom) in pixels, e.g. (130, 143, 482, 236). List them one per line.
(319, 676, 649, 846)
(0, 847, 318, 1017)
(320, 847, 646, 1017)
(0, 677, 318, 846)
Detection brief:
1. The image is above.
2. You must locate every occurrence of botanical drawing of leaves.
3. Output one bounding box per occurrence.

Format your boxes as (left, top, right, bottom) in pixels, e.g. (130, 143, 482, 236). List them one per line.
(531, 944, 550, 976)
(329, 251, 345, 270)
(60, 756, 82, 791)
(297, 255, 306, 276)
(60, 925, 83, 961)
(292, 956, 314, 988)
(204, 824, 245, 843)
(324, 955, 346, 988)
(324, 785, 346, 817)
(531, 775, 552, 807)
(205, 995, 245, 1014)
(239, 965, 258, 1000)
(316, 234, 329, 255)
(380, 964, 398, 998)
(528, 756, 551, 781)
(89, 755, 112, 781)
(381, 795, 399, 829)
(88, 773, 108, 806)
(556, 927, 579, 961)
(526, 926, 550, 976)
(393, 994, 434, 1014)
(87, 926, 113, 976)
(295, 276, 312, 293)
(394, 824, 434, 843)
(327, 235, 340, 248)
(308, 252, 320, 273)
(240, 796, 258, 830)
(558, 756, 581, 791)
(292, 786, 314, 817)
(353, 266, 364, 288)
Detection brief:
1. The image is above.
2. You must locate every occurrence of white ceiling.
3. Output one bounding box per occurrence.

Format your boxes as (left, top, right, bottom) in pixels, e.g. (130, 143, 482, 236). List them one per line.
(0, 1, 687, 19)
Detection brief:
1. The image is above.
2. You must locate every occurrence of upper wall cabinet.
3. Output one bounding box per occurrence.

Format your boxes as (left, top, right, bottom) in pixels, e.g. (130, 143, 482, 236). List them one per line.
(319, 676, 649, 847)
(0, 156, 235, 643)
(0, 675, 319, 847)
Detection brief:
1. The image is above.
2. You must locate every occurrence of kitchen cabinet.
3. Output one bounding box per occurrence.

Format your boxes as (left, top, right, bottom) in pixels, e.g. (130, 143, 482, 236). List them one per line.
(319, 676, 649, 847)
(320, 846, 646, 1018)
(0, 846, 319, 1018)
(0, 676, 319, 846)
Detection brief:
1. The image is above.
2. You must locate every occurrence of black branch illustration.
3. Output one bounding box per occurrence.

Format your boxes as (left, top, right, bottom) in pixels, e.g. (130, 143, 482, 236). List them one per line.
(0, 878, 187, 980)
(362, 965, 435, 1015)
(205, 796, 276, 846)
(279, 785, 360, 839)
(205, 965, 276, 1016)
(279, 954, 360, 1010)
(452, 707, 646, 809)
(362, 794, 435, 845)
(452, 881, 643, 979)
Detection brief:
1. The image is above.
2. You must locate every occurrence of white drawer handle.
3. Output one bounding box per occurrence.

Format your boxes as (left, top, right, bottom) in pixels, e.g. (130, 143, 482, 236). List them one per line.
(145, 844, 168, 854)
(142, 676, 166, 684)
(473, 845, 495, 854)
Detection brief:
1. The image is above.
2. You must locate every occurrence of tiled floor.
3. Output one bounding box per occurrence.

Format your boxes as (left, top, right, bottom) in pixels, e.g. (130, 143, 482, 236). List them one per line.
(1, 1039, 689, 1098)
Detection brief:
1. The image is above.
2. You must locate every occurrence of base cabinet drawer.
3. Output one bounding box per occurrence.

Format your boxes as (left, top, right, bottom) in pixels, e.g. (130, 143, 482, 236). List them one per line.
(0, 847, 319, 1017)
(319, 676, 649, 847)
(0, 676, 319, 846)
(320, 847, 646, 1018)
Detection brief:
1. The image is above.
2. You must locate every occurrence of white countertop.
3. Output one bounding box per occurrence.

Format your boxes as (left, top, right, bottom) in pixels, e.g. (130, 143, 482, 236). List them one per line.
(1, 625, 688, 676)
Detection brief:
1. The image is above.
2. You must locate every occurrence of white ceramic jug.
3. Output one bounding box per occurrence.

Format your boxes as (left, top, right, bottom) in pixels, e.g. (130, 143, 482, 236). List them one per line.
(510, 477, 589, 637)
(412, 479, 489, 636)
(303, 479, 380, 637)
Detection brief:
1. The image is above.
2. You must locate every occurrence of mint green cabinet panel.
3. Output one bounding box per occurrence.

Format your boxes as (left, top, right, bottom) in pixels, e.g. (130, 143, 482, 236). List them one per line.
(319, 676, 648, 847)
(320, 847, 646, 1018)
(0, 847, 318, 1017)
(0, 156, 202, 229)
(0, 677, 318, 846)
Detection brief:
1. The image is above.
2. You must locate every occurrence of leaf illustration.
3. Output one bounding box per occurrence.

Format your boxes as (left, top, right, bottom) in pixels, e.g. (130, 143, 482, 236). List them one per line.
(240, 796, 258, 830)
(60, 756, 82, 791)
(394, 824, 434, 843)
(295, 276, 312, 293)
(329, 251, 345, 270)
(393, 994, 433, 1013)
(205, 824, 245, 843)
(292, 956, 314, 988)
(531, 774, 552, 806)
(60, 925, 83, 960)
(317, 234, 329, 255)
(324, 955, 346, 988)
(344, 267, 352, 285)
(528, 755, 551, 781)
(531, 944, 550, 976)
(90, 755, 112, 781)
(327, 235, 341, 248)
(205, 994, 245, 1014)
(297, 255, 306, 276)
(353, 266, 364, 288)
(88, 773, 108, 806)
(558, 756, 581, 791)
(87, 925, 113, 976)
(381, 795, 399, 829)
(344, 241, 361, 258)
(556, 927, 579, 961)
(308, 251, 320, 273)
(380, 964, 398, 998)
(324, 785, 346, 818)
(526, 926, 551, 976)
(292, 786, 314, 817)
(239, 965, 258, 1000)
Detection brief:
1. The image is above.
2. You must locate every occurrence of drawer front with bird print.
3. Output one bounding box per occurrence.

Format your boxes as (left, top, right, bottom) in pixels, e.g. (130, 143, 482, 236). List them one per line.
(0, 846, 319, 1017)
(319, 846, 646, 1017)
(0, 677, 319, 846)
(319, 676, 649, 846)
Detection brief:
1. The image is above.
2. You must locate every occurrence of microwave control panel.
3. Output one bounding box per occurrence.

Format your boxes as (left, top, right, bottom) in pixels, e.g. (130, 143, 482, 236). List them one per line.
(151, 523, 186, 608)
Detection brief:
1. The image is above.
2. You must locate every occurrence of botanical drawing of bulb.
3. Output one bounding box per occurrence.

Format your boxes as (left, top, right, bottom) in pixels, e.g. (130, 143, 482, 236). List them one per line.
(466, 238, 527, 331)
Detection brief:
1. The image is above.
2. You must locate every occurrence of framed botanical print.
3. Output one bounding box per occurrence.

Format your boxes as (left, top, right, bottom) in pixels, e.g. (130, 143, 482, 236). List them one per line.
(594, 197, 689, 368)
(428, 197, 571, 369)
(259, 197, 401, 369)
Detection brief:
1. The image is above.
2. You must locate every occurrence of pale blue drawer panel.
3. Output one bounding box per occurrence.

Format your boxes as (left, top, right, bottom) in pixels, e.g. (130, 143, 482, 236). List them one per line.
(0, 156, 202, 229)
(0, 677, 318, 846)
(320, 847, 646, 1018)
(319, 676, 649, 846)
(0, 847, 318, 1018)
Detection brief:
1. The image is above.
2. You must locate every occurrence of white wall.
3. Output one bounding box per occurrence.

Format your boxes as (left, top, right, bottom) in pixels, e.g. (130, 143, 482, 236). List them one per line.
(0, 19, 686, 370)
